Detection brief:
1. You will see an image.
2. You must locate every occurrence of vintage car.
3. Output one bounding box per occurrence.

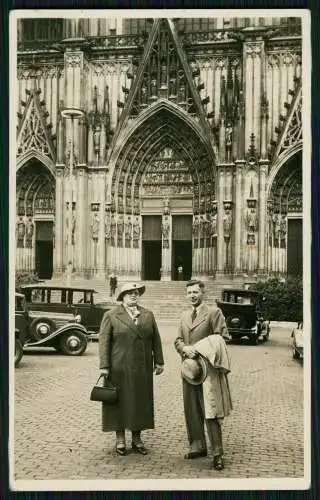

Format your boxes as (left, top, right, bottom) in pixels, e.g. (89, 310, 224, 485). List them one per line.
(291, 323, 303, 360)
(216, 288, 270, 344)
(15, 292, 32, 366)
(15, 291, 88, 358)
(20, 284, 115, 339)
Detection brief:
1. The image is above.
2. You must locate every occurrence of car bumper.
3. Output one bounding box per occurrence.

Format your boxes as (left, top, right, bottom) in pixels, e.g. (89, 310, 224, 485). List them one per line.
(228, 328, 260, 338)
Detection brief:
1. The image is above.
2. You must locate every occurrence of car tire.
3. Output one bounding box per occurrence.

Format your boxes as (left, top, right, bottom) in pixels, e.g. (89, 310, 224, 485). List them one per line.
(30, 318, 56, 341)
(15, 338, 24, 367)
(59, 330, 87, 356)
(250, 336, 259, 345)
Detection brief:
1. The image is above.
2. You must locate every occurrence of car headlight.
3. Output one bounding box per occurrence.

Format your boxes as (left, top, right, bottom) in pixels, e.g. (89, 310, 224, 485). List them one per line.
(75, 314, 81, 323)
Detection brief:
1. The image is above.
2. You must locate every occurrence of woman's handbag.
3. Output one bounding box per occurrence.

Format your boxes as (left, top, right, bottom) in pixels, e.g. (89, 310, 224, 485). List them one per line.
(90, 375, 118, 404)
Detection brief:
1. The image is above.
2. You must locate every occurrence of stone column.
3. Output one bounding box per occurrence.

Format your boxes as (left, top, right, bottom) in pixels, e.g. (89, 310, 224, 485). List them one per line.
(234, 160, 245, 273)
(53, 167, 64, 276)
(216, 166, 225, 276)
(76, 166, 87, 275)
(97, 171, 106, 277)
(258, 160, 268, 274)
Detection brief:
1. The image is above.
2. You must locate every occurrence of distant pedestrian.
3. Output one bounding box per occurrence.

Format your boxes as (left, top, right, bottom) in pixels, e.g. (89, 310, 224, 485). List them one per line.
(99, 282, 164, 456)
(109, 273, 118, 298)
(177, 265, 183, 281)
(174, 279, 232, 471)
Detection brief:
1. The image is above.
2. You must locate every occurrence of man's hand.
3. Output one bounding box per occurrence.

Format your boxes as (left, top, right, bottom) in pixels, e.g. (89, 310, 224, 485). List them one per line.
(154, 364, 164, 375)
(182, 346, 197, 358)
(100, 368, 110, 378)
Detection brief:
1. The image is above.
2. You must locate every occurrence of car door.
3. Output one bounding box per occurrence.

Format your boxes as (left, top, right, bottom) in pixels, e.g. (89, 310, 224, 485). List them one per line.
(72, 291, 99, 332)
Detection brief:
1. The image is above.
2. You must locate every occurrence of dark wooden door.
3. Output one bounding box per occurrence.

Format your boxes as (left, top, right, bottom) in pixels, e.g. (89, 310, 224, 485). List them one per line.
(35, 221, 53, 279)
(287, 218, 302, 276)
(142, 216, 162, 280)
(172, 215, 192, 280)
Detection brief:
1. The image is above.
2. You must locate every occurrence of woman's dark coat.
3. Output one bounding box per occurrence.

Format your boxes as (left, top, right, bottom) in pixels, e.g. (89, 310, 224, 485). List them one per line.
(99, 304, 164, 432)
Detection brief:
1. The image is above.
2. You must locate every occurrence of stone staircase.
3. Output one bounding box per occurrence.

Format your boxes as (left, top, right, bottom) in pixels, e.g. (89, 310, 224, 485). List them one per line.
(44, 277, 246, 321)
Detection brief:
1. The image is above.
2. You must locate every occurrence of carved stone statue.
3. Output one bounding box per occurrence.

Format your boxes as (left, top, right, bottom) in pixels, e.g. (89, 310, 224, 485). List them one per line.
(105, 214, 111, 240)
(225, 123, 233, 148)
(192, 217, 199, 237)
(280, 215, 287, 239)
(110, 215, 117, 246)
(133, 217, 141, 248)
(246, 208, 258, 232)
(117, 215, 124, 247)
(16, 217, 25, 248)
(25, 218, 34, 248)
(272, 213, 281, 241)
(93, 126, 101, 154)
(91, 213, 100, 241)
(223, 209, 232, 239)
(163, 197, 170, 215)
(210, 213, 217, 238)
(161, 216, 170, 240)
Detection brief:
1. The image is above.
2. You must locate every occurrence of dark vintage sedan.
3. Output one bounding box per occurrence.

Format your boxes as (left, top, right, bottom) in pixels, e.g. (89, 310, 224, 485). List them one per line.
(291, 323, 303, 360)
(217, 288, 270, 345)
(20, 284, 116, 339)
(15, 293, 32, 366)
(15, 292, 89, 359)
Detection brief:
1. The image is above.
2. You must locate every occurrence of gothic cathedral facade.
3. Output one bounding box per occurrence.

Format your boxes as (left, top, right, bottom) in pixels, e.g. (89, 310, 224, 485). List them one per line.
(15, 16, 303, 280)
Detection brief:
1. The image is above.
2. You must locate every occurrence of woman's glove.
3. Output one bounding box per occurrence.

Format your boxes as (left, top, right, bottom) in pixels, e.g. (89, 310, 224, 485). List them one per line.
(100, 368, 110, 378)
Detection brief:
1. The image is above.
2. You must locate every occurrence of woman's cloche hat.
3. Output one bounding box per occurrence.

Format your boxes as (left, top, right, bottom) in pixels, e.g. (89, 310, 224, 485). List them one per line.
(181, 355, 208, 385)
(117, 282, 146, 302)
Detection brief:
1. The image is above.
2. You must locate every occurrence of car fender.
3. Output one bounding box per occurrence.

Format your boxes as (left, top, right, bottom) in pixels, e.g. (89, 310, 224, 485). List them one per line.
(25, 323, 88, 347)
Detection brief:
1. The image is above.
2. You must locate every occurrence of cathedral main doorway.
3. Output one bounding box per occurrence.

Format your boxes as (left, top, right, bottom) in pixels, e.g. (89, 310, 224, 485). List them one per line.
(141, 215, 162, 280)
(171, 215, 192, 280)
(35, 221, 54, 279)
(287, 218, 303, 276)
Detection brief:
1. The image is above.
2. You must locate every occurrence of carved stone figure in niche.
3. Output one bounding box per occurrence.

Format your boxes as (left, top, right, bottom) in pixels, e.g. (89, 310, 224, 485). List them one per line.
(161, 216, 170, 241)
(210, 213, 218, 239)
(272, 213, 281, 242)
(160, 59, 167, 87)
(169, 77, 177, 96)
(105, 214, 111, 240)
(91, 213, 100, 241)
(225, 123, 233, 148)
(150, 79, 157, 98)
(140, 85, 148, 106)
(16, 217, 25, 248)
(93, 126, 101, 155)
(280, 214, 287, 240)
(117, 215, 124, 247)
(192, 216, 199, 237)
(223, 208, 232, 240)
(25, 218, 34, 248)
(125, 216, 132, 248)
(133, 217, 141, 248)
(246, 208, 258, 232)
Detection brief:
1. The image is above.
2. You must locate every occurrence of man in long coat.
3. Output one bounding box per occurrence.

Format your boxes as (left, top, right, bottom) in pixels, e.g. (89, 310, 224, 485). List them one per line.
(99, 282, 164, 456)
(174, 279, 232, 470)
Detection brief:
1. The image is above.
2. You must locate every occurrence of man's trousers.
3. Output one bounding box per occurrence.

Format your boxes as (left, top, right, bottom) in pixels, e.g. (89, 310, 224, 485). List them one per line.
(183, 379, 223, 457)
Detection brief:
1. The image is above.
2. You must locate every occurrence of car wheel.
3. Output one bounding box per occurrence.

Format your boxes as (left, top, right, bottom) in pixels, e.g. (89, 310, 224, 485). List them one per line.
(15, 338, 23, 367)
(59, 330, 87, 356)
(250, 336, 259, 345)
(30, 319, 55, 341)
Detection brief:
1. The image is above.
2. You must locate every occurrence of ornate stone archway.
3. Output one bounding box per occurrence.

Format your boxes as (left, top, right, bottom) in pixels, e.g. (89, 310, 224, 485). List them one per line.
(16, 157, 55, 275)
(266, 150, 302, 276)
(105, 107, 216, 279)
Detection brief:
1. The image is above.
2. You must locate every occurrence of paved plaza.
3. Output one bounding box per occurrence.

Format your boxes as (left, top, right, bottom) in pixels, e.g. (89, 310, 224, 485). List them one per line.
(13, 322, 304, 482)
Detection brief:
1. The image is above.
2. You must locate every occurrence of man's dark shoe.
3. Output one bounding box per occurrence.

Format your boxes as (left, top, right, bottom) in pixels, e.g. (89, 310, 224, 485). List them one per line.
(184, 450, 207, 459)
(132, 442, 148, 455)
(116, 445, 126, 456)
(213, 456, 224, 470)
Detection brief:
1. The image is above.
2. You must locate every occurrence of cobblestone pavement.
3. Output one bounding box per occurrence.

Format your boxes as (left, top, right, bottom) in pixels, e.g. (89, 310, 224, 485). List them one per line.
(13, 323, 304, 481)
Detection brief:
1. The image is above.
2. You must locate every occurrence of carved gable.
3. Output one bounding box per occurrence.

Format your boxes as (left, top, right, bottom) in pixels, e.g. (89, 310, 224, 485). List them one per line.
(17, 88, 56, 162)
(113, 19, 214, 151)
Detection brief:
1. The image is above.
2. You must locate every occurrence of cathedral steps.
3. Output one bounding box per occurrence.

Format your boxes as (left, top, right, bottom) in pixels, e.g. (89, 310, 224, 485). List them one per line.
(44, 277, 246, 321)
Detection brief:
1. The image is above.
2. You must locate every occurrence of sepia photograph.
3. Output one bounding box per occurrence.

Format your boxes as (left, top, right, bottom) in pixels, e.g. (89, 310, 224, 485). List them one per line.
(9, 9, 311, 491)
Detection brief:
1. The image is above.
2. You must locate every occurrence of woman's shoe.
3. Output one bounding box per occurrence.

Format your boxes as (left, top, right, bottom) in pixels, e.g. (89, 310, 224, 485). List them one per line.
(184, 450, 207, 459)
(132, 442, 148, 455)
(116, 445, 126, 456)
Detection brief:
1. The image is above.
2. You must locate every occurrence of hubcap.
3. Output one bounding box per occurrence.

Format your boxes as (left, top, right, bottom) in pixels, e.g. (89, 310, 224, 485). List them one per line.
(66, 335, 81, 350)
(37, 323, 50, 337)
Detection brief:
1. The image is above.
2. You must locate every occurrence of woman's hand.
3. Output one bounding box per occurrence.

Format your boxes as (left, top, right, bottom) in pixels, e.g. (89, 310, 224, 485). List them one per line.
(100, 368, 110, 378)
(154, 364, 164, 375)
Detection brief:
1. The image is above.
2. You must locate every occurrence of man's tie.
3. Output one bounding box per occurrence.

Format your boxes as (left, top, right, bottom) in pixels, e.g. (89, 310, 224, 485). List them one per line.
(191, 307, 197, 323)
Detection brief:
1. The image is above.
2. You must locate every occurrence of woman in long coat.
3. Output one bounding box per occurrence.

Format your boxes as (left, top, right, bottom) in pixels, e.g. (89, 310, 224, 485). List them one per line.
(99, 283, 164, 456)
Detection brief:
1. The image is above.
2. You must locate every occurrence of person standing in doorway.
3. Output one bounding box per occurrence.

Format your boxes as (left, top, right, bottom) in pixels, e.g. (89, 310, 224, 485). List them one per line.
(177, 264, 184, 281)
(109, 272, 118, 298)
(174, 280, 232, 470)
(99, 283, 164, 456)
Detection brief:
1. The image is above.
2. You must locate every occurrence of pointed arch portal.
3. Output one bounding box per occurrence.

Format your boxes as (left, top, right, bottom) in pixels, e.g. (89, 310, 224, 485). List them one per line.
(16, 158, 55, 279)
